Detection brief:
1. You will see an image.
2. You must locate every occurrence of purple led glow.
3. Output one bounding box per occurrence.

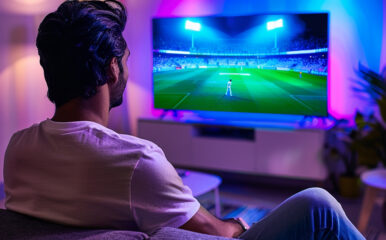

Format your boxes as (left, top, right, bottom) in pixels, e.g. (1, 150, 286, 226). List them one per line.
(148, 0, 384, 127)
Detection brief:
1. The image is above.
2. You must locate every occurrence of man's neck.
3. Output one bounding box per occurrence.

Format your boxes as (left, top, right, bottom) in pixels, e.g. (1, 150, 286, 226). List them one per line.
(51, 85, 110, 127)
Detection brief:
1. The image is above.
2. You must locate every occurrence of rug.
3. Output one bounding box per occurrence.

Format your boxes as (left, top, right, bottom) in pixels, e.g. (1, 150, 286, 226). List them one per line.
(199, 197, 270, 226)
(221, 205, 270, 226)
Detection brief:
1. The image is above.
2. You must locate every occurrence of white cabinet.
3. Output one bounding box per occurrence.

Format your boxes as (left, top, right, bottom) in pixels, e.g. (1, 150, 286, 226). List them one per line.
(254, 129, 326, 179)
(191, 136, 256, 173)
(138, 119, 327, 180)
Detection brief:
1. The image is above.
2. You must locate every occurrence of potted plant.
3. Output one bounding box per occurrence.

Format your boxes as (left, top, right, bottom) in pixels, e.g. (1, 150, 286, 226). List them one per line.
(352, 63, 386, 168)
(323, 64, 385, 197)
(324, 119, 361, 197)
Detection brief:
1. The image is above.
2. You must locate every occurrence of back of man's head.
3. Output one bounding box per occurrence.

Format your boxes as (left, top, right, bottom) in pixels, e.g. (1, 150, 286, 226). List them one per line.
(36, 0, 127, 107)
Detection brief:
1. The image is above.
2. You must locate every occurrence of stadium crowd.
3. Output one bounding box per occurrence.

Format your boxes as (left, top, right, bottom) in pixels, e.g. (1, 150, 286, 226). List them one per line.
(153, 54, 327, 74)
(154, 36, 327, 54)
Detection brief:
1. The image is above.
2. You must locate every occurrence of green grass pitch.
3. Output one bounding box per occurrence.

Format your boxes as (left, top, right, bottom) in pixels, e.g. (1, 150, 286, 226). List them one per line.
(154, 68, 327, 116)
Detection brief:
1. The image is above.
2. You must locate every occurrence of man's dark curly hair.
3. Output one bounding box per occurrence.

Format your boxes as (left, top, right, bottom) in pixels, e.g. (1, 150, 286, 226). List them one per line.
(36, 0, 127, 107)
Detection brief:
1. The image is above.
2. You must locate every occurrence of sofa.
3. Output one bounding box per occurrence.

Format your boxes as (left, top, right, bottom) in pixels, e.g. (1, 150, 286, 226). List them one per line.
(0, 209, 236, 240)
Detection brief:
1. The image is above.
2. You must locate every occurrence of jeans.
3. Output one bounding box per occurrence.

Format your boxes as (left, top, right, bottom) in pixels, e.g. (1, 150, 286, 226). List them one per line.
(238, 188, 365, 240)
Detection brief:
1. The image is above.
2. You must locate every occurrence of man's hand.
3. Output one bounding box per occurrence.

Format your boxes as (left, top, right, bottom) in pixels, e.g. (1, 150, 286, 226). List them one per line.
(179, 206, 246, 238)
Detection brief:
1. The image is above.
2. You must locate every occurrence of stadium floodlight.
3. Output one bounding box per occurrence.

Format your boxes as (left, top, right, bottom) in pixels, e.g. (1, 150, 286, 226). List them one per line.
(185, 20, 201, 51)
(185, 20, 201, 32)
(266, 19, 283, 31)
(267, 19, 283, 51)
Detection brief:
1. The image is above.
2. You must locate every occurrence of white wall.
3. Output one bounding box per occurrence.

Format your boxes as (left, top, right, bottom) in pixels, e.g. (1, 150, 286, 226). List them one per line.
(0, 13, 52, 182)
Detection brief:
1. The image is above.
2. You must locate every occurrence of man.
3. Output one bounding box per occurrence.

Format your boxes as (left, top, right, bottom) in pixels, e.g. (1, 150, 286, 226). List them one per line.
(226, 79, 232, 96)
(4, 1, 364, 239)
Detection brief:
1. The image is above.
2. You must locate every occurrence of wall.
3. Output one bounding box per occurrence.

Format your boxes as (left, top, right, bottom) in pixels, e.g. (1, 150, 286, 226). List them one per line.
(125, 0, 385, 134)
(0, 11, 51, 182)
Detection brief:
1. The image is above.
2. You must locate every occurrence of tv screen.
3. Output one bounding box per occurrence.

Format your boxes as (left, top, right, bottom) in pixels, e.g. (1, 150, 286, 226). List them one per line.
(153, 13, 328, 116)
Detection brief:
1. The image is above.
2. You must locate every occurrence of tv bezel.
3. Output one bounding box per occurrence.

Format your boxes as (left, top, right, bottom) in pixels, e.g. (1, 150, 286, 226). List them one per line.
(151, 12, 330, 117)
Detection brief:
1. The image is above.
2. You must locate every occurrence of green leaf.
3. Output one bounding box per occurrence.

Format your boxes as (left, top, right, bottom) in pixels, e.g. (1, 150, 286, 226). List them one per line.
(355, 111, 366, 130)
(356, 63, 386, 101)
(378, 97, 386, 122)
(357, 146, 379, 168)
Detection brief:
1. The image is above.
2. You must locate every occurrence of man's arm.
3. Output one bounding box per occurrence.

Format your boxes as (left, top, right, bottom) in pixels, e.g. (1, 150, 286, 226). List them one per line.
(179, 205, 245, 238)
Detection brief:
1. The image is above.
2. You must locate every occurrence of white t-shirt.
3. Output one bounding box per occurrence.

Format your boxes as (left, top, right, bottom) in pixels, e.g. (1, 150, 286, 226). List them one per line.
(4, 119, 200, 234)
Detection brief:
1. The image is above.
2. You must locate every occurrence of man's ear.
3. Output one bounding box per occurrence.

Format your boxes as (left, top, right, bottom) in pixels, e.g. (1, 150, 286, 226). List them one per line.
(107, 57, 120, 85)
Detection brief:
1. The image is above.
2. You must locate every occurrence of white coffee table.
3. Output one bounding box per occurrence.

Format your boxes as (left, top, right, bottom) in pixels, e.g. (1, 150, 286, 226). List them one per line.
(177, 169, 222, 217)
(357, 169, 386, 233)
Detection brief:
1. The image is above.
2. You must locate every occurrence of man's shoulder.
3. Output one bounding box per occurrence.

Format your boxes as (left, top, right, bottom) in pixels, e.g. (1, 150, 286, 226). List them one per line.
(8, 122, 41, 143)
(62, 121, 162, 153)
(117, 133, 162, 152)
(79, 122, 164, 156)
(8, 119, 161, 153)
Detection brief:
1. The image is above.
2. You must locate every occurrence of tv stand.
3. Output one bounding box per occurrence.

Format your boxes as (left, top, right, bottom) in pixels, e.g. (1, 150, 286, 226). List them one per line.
(138, 118, 327, 180)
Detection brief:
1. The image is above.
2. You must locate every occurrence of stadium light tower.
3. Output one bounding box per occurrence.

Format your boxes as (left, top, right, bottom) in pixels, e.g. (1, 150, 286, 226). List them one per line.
(267, 19, 283, 50)
(185, 20, 201, 50)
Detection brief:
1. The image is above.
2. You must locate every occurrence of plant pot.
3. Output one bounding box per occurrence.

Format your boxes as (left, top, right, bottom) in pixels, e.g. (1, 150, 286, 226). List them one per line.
(338, 175, 361, 198)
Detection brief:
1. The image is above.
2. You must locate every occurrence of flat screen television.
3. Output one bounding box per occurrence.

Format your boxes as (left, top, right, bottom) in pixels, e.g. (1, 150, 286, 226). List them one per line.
(152, 13, 328, 116)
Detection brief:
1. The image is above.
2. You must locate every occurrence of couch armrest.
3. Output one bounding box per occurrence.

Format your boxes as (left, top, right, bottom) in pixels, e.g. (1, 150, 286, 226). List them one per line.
(150, 227, 237, 240)
(0, 209, 148, 240)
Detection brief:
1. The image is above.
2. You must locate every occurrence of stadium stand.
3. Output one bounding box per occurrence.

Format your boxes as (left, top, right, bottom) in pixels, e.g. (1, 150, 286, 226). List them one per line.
(153, 36, 328, 75)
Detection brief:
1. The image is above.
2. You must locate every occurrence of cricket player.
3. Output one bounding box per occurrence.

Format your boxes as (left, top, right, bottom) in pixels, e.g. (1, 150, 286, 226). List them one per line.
(226, 79, 232, 96)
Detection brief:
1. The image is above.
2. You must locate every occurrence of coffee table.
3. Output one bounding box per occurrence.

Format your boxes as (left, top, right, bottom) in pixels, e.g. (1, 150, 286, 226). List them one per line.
(177, 169, 222, 217)
(357, 169, 386, 233)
